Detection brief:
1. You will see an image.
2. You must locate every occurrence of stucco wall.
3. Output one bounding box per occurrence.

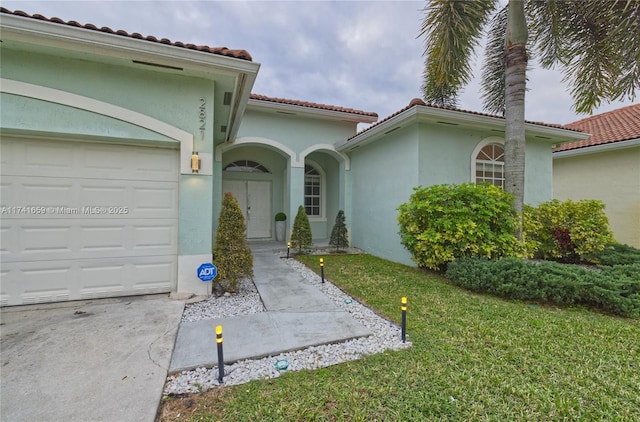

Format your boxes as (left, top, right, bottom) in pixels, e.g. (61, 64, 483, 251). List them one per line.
(349, 125, 420, 265)
(418, 125, 486, 186)
(554, 146, 640, 248)
(238, 109, 356, 149)
(2, 49, 217, 139)
(524, 139, 553, 205)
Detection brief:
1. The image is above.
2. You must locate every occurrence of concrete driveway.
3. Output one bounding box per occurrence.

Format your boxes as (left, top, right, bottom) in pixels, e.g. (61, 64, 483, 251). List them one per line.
(0, 295, 184, 422)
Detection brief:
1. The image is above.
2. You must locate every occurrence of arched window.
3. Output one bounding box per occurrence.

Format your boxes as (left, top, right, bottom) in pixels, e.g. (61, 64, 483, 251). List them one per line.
(304, 164, 321, 216)
(475, 143, 504, 187)
(223, 160, 270, 173)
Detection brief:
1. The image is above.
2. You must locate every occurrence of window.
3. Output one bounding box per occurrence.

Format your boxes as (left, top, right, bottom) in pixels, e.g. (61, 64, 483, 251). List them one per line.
(475, 143, 504, 187)
(304, 164, 321, 216)
(223, 160, 270, 173)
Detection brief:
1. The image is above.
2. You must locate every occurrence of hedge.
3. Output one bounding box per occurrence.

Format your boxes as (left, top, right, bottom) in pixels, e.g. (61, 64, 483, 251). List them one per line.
(446, 257, 640, 318)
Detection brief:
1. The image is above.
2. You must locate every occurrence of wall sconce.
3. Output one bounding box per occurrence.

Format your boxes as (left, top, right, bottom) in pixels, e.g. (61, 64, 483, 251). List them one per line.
(191, 151, 200, 173)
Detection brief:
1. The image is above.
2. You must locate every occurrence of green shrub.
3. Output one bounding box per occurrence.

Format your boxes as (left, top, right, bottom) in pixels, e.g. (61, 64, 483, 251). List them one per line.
(446, 258, 640, 318)
(597, 243, 640, 266)
(329, 210, 349, 252)
(523, 199, 614, 263)
(290, 205, 312, 253)
(397, 183, 521, 271)
(275, 212, 287, 222)
(212, 192, 254, 293)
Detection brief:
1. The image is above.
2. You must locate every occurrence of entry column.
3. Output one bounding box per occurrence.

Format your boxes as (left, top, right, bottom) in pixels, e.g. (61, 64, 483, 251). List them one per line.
(287, 162, 305, 239)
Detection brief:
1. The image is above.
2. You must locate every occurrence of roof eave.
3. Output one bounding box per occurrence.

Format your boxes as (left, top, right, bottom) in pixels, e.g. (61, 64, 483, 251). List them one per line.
(0, 13, 260, 77)
(336, 105, 588, 152)
(336, 106, 418, 151)
(247, 98, 378, 124)
(553, 138, 640, 158)
(1, 13, 260, 144)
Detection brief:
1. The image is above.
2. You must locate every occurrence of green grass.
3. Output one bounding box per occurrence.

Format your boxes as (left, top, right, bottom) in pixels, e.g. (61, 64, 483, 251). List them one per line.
(160, 254, 640, 421)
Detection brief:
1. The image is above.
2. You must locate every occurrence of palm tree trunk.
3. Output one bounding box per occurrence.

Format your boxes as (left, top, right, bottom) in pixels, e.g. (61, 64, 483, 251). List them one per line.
(504, 0, 528, 240)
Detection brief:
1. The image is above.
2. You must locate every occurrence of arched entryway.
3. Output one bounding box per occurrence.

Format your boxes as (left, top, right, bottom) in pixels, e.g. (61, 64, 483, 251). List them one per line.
(302, 149, 348, 240)
(220, 142, 290, 239)
(223, 160, 272, 238)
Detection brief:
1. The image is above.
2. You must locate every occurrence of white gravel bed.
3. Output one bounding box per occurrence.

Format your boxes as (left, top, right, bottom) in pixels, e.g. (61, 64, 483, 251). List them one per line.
(181, 278, 265, 322)
(164, 254, 412, 395)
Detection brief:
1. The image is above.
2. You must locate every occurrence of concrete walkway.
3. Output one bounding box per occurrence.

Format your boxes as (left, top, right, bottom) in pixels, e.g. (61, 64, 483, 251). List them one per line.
(169, 242, 371, 373)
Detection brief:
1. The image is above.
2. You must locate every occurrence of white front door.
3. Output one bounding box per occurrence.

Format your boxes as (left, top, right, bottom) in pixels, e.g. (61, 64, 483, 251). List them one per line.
(222, 180, 271, 238)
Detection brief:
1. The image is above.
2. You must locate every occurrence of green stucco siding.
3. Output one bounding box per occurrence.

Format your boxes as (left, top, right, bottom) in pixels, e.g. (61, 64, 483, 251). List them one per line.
(349, 126, 419, 265)
(524, 139, 553, 205)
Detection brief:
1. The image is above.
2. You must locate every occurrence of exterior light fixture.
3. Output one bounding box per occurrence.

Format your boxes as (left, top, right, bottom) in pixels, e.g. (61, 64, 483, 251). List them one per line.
(191, 151, 200, 173)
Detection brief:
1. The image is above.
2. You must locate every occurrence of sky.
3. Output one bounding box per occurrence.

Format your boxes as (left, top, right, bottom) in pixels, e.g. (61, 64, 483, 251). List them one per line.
(3, 0, 637, 127)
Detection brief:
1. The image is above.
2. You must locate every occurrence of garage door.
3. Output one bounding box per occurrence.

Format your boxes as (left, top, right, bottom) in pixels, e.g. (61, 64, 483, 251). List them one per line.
(0, 137, 179, 306)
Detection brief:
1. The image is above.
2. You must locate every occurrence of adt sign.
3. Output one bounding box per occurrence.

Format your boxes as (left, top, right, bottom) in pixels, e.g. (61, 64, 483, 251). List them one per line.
(197, 263, 217, 282)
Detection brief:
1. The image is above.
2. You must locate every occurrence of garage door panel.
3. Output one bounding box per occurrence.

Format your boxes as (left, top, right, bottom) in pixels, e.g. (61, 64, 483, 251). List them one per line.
(2, 138, 179, 181)
(1, 219, 177, 262)
(1, 256, 176, 306)
(1, 136, 179, 306)
(22, 225, 74, 253)
(9, 264, 73, 306)
(1, 176, 178, 219)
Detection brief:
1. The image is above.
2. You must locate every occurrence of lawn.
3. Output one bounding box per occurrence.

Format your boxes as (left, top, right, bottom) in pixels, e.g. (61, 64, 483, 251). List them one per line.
(159, 254, 639, 421)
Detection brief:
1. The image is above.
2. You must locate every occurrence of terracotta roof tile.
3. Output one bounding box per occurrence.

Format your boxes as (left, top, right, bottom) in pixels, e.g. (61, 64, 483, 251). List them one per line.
(0, 8, 253, 61)
(347, 98, 578, 141)
(556, 103, 640, 152)
(249, 93, 378, 118)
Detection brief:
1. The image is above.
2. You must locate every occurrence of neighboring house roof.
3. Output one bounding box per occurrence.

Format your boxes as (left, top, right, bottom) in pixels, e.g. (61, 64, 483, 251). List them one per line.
(0, 8, 253, 61)
(555, 103, 640, 152)
(249, 94, 378, 119)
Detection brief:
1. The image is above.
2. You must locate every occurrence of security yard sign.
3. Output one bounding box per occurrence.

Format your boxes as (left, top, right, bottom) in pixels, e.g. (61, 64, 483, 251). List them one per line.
(197, 263, 217, 282)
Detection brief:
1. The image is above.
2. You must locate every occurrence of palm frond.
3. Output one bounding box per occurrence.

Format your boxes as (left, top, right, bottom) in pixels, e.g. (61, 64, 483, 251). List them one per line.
(420, 0, 497, 107)
(529, 0, 639, 114)
(527, 0, 572, 68)
(481, 5, 508, 115)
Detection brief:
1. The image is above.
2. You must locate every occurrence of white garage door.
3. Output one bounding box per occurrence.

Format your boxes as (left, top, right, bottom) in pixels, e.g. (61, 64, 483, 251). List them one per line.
(0, 137, 179, 306)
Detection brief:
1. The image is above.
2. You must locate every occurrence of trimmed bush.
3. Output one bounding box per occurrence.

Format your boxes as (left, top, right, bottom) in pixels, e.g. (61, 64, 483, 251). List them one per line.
(397, 183, 521, 271)
(446, 257, 640, 318)
(290, 205, 312, 253)
(212, 192, 253, 293)
(523, 199, 615, 263)
(275, 212, 287, 222)
(329, 210, 349, 252)
(597, 243, 640, 266)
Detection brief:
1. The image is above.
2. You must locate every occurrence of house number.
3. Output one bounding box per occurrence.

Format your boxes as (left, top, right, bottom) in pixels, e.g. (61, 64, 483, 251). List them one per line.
(199, 98, 206, 140)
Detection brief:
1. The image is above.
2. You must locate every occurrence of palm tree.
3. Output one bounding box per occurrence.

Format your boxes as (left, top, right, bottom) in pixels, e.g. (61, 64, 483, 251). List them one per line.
(421, 0, 639, 239)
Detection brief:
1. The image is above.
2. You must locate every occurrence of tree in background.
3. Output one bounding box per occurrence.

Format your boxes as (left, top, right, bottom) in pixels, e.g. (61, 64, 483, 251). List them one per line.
(421, 0, 639, 238)
(212, 192, 253, 293)
(290, 205, 313, 253)
(329, 210, 349, 253)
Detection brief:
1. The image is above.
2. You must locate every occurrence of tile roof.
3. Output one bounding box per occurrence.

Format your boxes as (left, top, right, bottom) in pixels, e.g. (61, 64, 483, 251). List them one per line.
(348, 98, 578, 141)
(555, 103, 640, 152)
(0, 8, 252, 61)
(250, 94, 378, 118)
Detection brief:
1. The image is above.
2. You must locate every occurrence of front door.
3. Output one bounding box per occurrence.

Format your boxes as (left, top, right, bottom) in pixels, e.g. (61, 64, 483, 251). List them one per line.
(222, 180, 272, 238)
